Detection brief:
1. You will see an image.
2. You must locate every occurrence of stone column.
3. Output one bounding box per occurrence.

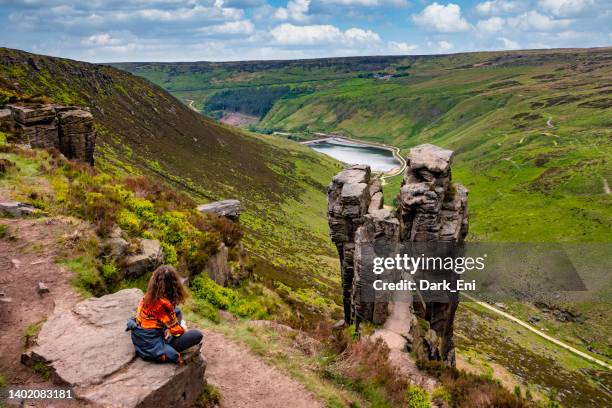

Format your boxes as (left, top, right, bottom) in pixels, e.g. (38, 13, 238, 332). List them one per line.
(327, 165, 372, 324)
(327, 144, 468, 365)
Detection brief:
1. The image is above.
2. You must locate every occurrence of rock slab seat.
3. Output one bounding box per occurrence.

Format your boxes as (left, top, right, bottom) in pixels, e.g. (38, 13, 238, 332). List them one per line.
(22, 288, 206, 408)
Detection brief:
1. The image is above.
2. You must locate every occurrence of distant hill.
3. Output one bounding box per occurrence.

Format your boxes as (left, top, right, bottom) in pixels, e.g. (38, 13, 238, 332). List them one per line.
(0, 47, 344, 315)
(114, 48, 612, 242)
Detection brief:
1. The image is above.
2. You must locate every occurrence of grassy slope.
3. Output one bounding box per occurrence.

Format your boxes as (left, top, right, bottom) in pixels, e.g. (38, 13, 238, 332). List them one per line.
(114, 49, 612, 404)
(0, 47, 344, 320)
(116, 49, 612, 244)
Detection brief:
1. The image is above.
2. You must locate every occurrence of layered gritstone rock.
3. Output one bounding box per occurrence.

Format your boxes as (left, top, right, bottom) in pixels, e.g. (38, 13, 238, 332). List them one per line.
(327, 165, 372, 324)
(327, 144, 468, 366)
(22, 289, 206, 408)
(2, 104, 96, 165)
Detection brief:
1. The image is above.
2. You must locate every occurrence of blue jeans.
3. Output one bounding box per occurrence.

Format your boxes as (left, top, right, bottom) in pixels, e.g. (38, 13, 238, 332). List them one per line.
(170, 306, 203, 352)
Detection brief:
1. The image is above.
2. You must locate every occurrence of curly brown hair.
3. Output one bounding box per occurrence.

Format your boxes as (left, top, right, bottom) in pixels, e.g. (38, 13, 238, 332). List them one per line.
(144, 265, 187, 305)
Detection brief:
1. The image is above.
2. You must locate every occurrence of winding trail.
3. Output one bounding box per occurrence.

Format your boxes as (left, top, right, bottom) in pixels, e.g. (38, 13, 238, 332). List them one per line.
(203, 330, 323, 408)
(185, 99, 199, 112)
(461, 292, 612, 370)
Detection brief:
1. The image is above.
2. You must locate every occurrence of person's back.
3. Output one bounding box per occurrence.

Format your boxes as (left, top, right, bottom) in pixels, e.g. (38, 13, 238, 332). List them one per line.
(127, 265, 203, 363)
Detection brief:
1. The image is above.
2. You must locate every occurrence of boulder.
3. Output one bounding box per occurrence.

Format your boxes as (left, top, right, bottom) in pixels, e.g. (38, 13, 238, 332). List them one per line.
(22, 289, 206, 408)
(122, 239, 164, 278)
(0, 201, 38, 217)
(101, 230, 131, 259)
(197, 199, 241, 221)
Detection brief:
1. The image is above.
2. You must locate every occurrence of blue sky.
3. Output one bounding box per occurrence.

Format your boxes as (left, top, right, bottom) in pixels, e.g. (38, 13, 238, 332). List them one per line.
(0, 0, 610, 62)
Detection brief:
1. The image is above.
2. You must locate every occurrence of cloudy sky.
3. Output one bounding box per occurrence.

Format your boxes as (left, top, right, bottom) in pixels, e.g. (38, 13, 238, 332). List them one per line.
(0, 0, 610, 62)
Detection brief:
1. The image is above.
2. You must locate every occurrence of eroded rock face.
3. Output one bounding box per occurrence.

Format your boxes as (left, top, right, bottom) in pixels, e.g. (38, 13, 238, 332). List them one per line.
(3, 104, 96, 165)
(327, 165, 372, 323)
(22, 288, 206, 408)
(121, 239, 164, 278)
(327, 144, 468, 366)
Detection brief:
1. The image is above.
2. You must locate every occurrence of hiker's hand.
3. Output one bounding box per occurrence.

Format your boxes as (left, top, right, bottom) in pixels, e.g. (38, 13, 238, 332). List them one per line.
(164, 329, 171, 340)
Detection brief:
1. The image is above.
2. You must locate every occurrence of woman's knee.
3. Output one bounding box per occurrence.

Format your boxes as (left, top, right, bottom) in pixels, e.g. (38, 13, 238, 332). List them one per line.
(189, 329, 203, 344)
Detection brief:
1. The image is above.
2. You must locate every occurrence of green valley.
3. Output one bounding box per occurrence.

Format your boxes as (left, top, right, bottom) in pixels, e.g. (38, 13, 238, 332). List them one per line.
(115, 48, 612, 244)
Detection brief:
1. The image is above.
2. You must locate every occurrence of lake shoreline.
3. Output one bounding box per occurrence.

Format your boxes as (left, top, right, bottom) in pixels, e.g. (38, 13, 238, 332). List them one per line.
(301, 133, 406, 178)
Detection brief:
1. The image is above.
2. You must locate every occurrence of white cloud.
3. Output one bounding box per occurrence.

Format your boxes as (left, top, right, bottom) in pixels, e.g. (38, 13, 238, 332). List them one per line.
(344, 27, 381, 43)
(499, 37, 520, 49)
(508, 11, 573, 31)
(82, 33, 121, 46)
(538, 0, 595, 17)
(270, 23, 380, 45)
(412, 2, 471, 33)
(319, 0, 409, 6)
(476, 16, 505, 33)
(476, 0, 523, 15)
(133, 6, 244, 22)
(388, 41, 418, 52)
(204, 20, 254, 35)
(274, 0, 310, 22)
(438, 40, 454, 51)
(80, 32, 137, 54)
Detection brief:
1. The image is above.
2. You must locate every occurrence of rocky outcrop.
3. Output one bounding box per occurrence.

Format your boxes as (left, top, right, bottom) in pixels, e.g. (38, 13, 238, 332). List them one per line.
(0, 104, 96, 165)
(197, 200, 249, 286)
(22, 288, 206, 408)
(121, 238, 164, 278)
(198, 199, 241, 221)
(327, 164, 373, 324)
(204, 243, 233, 286)
(398, 144, 468, 243)
(327, 144, 468, 366)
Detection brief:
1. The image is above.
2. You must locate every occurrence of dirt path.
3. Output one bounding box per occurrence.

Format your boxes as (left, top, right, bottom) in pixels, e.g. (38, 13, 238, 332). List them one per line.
(461, 292, 612, 370)
(0, 217, 85, 407)
(203, 330, 323, 408)
(185, 99, 199, 112)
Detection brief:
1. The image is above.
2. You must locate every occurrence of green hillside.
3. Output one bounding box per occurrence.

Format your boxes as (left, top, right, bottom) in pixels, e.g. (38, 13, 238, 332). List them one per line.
(0, 47, 344, 322)
(115, 48, 612, 243)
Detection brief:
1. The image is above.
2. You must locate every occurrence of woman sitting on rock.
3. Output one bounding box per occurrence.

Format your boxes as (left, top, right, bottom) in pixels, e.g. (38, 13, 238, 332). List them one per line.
(127, 265, 203, 364)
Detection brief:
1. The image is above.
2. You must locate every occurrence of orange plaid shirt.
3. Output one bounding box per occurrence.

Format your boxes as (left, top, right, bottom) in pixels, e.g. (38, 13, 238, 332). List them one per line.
(135, 297, 185, 337)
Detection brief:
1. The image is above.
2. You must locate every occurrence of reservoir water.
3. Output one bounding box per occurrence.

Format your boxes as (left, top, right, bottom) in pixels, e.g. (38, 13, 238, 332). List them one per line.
(306, 137, 400, 172)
